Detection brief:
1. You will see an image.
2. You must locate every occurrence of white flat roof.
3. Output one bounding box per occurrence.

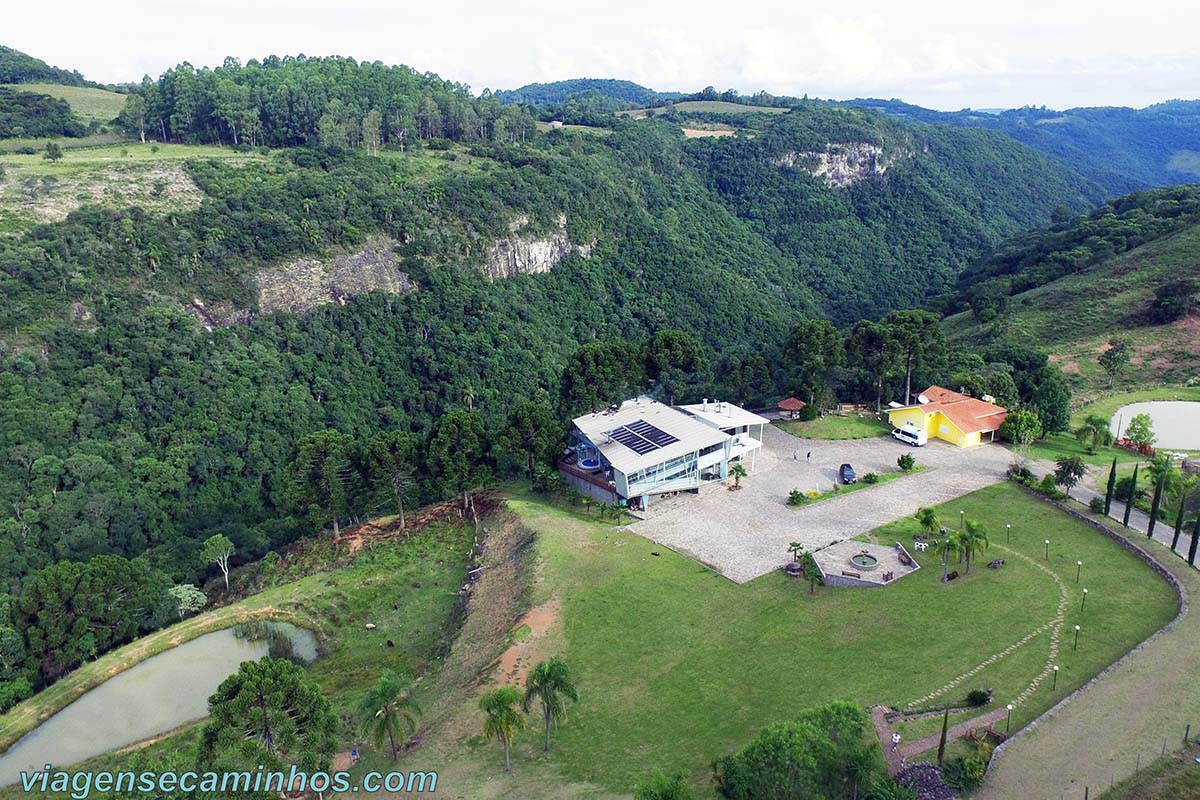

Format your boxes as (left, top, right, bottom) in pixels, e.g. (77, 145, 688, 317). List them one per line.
(677, 401, 771, 430)
(572, 397, 729, 475)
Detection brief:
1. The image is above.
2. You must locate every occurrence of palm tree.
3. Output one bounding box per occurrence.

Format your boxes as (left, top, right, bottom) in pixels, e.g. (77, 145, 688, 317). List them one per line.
(935, 531, 961, 581)
(730, 462, 748, 489)
(1074, 415, 1114, 454)
(480, 686, 526, 772)
(958, 520, 990, 574)
(360, 671, 420, 759)
(914, 507, 940, 539)
(522, 656, 579, 752)
(788, 541, 806, 563)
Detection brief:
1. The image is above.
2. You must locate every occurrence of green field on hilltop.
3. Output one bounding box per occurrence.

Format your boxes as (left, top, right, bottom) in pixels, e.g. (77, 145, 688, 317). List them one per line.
(1, 83, 128, 123)
(407, 482, 1177, 799)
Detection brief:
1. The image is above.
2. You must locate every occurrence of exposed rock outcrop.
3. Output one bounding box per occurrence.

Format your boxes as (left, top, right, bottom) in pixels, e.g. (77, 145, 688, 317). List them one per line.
(773, 142, 905, 188)
(484, 213, 593, 278)
(256, 236, 415, 314)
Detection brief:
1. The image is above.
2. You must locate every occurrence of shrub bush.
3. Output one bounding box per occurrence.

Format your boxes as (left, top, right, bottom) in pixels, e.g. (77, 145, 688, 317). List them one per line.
(965, 689, 991, 707)
(787, 489, 807, 506)
(1088, 497, 1106, 514)
(798, 403, 819, 422)
(897, 453, 916, 471)
(863, 472, 880, 484)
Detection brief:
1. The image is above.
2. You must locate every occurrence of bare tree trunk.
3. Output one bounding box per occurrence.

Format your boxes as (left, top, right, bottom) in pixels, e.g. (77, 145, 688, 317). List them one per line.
(544, 706, 552, 752)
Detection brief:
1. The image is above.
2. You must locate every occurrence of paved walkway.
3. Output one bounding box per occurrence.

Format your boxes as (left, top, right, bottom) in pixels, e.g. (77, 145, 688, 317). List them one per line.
(629, 425, 1012, 582)
(871, 704, 1009, 777)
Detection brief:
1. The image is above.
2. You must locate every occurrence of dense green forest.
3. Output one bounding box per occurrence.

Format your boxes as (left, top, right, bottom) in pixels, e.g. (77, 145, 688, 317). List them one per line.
(688, 105, 1100, 322)
(494, 78, 660, 107)
(0, 45, 97, 88)
(117, 56, 538, 147)
(0, 87, 85, 138)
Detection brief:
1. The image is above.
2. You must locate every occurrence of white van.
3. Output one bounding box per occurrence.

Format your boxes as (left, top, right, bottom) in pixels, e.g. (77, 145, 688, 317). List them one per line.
(892, 423, 927, 447)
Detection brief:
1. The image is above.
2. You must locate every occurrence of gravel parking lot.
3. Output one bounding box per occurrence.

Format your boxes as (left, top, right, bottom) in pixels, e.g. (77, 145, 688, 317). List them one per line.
(628, 424, 1012, 583)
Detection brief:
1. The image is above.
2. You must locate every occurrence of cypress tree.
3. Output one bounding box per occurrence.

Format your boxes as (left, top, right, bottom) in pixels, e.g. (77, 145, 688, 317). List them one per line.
(1103, 457, 1118, 516)
(1190, 514, 1200, 566)
(1172, 492, 1187, 553)
(1148, 475, 1165, 539)
(937, 709, 950, 765)
(1122, 464, 1138, 528)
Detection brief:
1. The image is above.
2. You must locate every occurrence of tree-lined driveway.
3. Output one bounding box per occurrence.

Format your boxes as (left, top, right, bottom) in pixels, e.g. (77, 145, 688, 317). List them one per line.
(628, 424, 1013, 583)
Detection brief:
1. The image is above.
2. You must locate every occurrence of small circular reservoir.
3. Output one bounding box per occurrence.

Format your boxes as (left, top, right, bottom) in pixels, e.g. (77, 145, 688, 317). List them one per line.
(1110, 401, 1200, 450)
(850, 552, 879, 571)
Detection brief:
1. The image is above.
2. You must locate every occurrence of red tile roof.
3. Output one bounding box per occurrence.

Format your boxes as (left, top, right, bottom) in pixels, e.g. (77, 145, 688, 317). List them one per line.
(916, 385, 1007, 434)
(777, 397, 807, 411)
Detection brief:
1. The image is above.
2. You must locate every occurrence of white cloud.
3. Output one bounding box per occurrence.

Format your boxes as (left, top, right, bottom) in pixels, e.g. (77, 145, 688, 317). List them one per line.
(2, 0, 1198, 110)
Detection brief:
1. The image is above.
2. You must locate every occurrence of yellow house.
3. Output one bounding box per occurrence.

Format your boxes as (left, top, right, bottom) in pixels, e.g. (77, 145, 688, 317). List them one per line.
(887, 385, 1008, 448)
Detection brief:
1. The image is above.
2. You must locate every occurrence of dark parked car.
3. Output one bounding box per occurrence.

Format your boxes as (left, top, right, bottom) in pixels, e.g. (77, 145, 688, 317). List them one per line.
(839, 463, 857, 485)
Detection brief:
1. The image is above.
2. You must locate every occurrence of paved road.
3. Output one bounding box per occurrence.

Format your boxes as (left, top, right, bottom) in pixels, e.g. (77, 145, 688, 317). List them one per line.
(1029, 458, 1197, 564)
(629, 425, 1012, 582)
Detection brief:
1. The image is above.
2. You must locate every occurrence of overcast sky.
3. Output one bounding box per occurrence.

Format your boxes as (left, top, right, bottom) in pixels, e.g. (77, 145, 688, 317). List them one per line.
(7, 0, 1199, 110)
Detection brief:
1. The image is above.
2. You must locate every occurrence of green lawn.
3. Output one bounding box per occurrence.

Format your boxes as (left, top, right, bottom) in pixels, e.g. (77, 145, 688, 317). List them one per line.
(410, 482, 1178, 798)
(0, 521, 472, 795)
(1, 84, 129, 124)
(774, 412, 892, 440)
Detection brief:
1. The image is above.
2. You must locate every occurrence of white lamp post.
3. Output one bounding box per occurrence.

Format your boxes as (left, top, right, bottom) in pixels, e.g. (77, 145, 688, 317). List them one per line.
(1073, 624, 1081, 650)
(1052, 664, 1059, 690)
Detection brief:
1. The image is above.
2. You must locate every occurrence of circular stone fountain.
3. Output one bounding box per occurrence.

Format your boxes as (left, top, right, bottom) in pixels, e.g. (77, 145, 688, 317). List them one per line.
(850, 551, 879, 571)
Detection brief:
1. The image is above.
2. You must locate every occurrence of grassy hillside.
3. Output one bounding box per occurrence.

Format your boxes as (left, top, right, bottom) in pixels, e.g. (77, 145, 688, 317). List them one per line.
(404, 484, 1175, 798)
(2, 83, 126, 123)
(946, 195, 1200, 392)
(0, 142, 252, 235)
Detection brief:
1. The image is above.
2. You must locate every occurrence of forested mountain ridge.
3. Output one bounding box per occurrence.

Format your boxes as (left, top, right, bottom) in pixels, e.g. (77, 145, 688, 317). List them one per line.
(0, 45, 99, 88)
(945, 184, 1200, 390)
(494, 78, 661, 107)
(686, 104, 1100, 322)
(843, 98, 1200, 196)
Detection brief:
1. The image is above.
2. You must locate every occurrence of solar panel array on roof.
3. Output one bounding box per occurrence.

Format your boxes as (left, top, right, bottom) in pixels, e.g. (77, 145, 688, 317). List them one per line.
(605, 419, 679, 456)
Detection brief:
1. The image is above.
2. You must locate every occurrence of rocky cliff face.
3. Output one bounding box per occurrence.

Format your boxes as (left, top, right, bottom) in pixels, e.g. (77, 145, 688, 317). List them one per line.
(483, 213, 593, 278)
(256, 236, 415, 315)
(773, 142, 905, 188)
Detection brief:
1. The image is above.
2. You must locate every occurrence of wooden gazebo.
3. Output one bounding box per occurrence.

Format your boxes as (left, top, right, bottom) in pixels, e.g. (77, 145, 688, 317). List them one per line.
(777, 397, 807, 420)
